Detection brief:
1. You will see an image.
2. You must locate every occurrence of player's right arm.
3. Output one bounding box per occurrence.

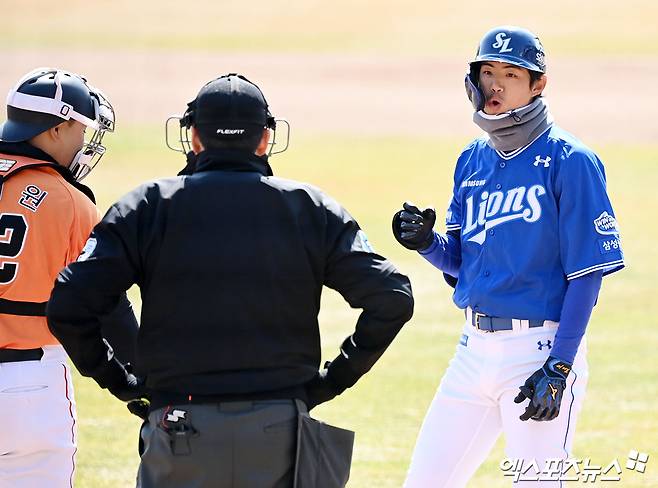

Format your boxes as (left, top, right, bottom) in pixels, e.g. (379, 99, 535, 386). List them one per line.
(391, 148, 470, 280)
(391, 196, 462, 278)
(392, 201, 462, 277)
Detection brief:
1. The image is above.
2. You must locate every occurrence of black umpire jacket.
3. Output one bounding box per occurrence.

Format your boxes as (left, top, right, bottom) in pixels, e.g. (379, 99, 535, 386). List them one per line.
(47, 149, 414, 407)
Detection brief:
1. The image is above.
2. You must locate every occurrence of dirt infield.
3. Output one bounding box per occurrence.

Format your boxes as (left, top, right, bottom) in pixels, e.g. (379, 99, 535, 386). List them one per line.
(1, 49, 656, 144)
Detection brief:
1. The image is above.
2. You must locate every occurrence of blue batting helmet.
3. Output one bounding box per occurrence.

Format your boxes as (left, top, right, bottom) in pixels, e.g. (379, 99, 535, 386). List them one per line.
(465, 26, 546, 111)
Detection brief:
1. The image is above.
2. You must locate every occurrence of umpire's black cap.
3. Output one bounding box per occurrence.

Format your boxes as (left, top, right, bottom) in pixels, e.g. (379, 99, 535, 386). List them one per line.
(185, 73, 275, 140)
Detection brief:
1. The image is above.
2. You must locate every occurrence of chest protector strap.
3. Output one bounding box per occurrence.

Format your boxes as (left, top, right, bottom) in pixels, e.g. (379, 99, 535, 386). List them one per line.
(0, 153, 60, 187)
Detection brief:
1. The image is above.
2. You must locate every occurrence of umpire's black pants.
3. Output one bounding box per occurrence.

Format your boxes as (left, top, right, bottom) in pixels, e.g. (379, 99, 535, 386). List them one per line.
(136, 400, 297, 488)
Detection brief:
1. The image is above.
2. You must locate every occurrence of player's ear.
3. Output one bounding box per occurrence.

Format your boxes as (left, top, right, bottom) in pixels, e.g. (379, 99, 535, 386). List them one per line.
(190, 126, 205, 155)
(48, 122, 67, 142)
(531, 74, 547, 96)
(255, 128, 270, 156)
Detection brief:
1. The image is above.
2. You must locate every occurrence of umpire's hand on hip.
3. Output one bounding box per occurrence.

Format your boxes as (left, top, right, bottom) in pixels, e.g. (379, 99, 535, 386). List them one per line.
(108, 368, 148, 402)
(392, 202, 436, 251)
(93, 354, 149, 403)
(514, 356, 572, 421)
(304, 368, 339, 411)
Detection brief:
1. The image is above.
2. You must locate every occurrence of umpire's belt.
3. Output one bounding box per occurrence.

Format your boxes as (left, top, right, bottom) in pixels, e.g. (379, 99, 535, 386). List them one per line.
(465, 307, 545, 332)
(0, 348, 44, 363)
(149, 385, 308, 412)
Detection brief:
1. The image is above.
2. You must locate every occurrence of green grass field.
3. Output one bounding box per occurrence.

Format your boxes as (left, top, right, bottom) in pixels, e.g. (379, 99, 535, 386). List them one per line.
(3, 1, 658, 486)
(67, 128, 658, 487)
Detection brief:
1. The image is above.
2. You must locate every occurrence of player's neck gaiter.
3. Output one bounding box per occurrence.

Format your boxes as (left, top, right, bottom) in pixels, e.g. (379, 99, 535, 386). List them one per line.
(472, 98, 553, 152)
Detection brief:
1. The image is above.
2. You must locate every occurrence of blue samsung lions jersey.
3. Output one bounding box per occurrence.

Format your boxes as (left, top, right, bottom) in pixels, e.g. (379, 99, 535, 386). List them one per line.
(446, 125, 624, 320)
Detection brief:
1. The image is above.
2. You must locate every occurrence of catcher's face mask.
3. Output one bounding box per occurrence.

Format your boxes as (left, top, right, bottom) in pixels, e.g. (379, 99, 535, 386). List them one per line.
(68, 88, 115, 181)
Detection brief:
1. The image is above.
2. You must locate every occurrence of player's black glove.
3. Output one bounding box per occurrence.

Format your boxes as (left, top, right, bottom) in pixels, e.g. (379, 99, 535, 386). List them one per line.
(514, 356, 572, 422)
(392, 202, 436, 251)
(304, 367, 339, 411)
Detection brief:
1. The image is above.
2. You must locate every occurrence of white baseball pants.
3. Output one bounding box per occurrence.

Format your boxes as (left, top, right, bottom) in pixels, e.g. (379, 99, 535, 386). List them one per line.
(0, 345, 77, 488)
(404, 319, 588, 487)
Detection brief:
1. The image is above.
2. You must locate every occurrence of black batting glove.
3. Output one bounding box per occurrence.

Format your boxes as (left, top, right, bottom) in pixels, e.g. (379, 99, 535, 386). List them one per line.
(392, 202, 436, 251)
(514, 356, 572, 422)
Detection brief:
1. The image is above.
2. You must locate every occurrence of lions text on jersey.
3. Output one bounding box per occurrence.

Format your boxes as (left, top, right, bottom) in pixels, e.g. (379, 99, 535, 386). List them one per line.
(445, 125, 624, 321)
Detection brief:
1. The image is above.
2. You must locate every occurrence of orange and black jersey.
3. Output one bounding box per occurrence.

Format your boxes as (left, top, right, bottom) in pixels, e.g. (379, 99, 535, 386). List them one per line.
(0, 142, 137, 362)
(0, 145, 99, 349)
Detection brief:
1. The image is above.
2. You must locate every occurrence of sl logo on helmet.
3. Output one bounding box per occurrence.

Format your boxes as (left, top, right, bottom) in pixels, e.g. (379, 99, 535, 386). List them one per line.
(492, 33, 514, 53)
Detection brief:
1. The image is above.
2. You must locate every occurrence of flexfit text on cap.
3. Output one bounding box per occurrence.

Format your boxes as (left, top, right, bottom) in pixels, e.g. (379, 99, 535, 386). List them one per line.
(183, 73, 275, 138)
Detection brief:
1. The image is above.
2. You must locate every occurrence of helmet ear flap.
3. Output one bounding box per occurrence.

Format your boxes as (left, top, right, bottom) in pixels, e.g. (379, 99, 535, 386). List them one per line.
(464, 63, 485, 112)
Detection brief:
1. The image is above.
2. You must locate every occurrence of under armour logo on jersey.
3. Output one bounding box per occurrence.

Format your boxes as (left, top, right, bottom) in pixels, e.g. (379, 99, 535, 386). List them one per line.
(533, 155, 551, 167)
(492, 33, 514, 53)
(537, 340, 552, 351)
(463, 185, 547, 244)
(166, 409, 187, 422)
